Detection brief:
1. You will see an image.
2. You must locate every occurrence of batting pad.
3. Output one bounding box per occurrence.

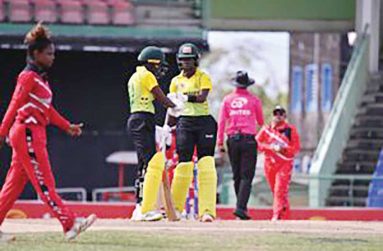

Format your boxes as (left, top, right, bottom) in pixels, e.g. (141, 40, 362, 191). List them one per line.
(141, 152, 165, 214)
(171, 161, 194, 212)
(197, 156, 217, 218)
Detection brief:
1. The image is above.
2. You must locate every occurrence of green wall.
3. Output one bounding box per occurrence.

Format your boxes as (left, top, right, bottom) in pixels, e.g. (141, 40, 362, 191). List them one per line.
(0, 23, 203, 39)
(208, 0, 355, 20)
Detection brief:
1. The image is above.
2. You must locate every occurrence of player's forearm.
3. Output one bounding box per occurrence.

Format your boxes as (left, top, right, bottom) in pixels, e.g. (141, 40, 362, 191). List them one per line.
(49, 106, 70, 132)
(186, 89, 209, 103)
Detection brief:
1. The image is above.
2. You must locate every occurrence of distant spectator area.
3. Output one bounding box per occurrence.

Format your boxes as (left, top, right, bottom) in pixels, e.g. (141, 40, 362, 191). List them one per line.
(0, 0, 136, 25)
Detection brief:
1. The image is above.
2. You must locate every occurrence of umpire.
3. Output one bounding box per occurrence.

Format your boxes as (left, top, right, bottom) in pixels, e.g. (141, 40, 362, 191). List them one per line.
(217, 71, 264, 220)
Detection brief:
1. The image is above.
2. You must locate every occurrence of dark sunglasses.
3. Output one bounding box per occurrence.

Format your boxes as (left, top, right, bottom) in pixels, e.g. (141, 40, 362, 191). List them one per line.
(273, 111, 285, 116)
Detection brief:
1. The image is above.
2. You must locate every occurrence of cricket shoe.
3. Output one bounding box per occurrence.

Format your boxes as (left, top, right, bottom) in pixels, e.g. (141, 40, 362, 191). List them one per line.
(142, 210, 163, 221)
(175, 210, 182, 221)
(233, 209, 251, 220)
(65, 214, 97, 241)
(0, 231, 15, 243)
(130, 204, 144, 221)
(200, 213, 214, 223)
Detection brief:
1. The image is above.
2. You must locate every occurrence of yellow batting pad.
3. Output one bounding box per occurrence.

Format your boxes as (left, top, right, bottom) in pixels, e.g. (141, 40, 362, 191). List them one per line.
(171, 162, 194, 212)
(197, 156, 217, 218)
(141, 152, 165, 214)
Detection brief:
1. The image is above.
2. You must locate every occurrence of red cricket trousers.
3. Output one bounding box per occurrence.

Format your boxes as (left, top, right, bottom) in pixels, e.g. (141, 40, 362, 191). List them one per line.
(0, 123, 75, 232)
(264, 157, 293, 220)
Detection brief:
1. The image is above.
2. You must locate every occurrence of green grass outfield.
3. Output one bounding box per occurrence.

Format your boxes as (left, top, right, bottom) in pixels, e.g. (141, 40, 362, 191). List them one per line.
(1, 219, 383, 251)
(1, 231, 383, 251)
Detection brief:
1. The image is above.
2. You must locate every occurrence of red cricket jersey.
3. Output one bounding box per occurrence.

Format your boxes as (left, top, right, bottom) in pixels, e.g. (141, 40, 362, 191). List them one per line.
(256, 121, 300, 161)
(0, 64, 70, 137)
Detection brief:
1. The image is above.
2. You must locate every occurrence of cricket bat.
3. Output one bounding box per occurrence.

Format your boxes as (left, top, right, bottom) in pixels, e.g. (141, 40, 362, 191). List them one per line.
(160, 110, 179, 221)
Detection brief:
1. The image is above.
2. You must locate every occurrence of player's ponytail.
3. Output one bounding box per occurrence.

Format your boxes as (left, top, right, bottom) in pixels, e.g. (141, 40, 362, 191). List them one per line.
(24, 22, 53, 58)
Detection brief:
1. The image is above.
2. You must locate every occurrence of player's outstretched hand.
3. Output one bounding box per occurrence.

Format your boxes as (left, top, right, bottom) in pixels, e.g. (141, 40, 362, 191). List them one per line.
(67, 123, 84, 137)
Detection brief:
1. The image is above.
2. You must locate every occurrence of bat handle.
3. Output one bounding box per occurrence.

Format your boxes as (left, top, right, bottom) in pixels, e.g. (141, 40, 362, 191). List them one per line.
(161, 109, 170, 156)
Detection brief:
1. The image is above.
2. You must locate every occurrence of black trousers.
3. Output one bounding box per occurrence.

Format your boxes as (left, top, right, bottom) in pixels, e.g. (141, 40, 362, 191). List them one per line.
(176, 115, 217, 162)
(127, 112, 156, 203)
(227, 135, 257, 212)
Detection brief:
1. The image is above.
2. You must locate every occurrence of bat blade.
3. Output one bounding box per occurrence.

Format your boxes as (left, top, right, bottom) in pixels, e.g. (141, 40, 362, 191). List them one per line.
(162, 169, 179, 221)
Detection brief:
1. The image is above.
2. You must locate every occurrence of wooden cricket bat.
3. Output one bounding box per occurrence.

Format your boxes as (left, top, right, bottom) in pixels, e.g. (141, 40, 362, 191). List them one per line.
(161, 166, 178, 221)
(161, 110, 179, 221)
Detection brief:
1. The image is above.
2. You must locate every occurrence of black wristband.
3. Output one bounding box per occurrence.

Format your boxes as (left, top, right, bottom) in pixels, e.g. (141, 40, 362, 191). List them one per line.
(187, 95, 197, 102)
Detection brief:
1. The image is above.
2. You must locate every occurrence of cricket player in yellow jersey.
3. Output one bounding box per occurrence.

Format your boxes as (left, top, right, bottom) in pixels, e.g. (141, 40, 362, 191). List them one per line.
(128, 46, 182, 221)
(169, 43, 218, 222)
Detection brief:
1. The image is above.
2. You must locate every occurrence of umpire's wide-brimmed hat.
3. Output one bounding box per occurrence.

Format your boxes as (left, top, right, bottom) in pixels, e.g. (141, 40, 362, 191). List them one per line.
(232, 71, 255, 88)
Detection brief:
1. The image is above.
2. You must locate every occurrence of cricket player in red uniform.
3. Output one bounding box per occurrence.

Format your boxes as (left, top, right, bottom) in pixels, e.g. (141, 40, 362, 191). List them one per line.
(0, 23, 96, 241)
(256, 106, 300, 220)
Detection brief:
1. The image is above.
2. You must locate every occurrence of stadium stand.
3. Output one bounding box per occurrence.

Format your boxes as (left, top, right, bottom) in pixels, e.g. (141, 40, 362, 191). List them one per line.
(85, 0, 110, 25)
(0, 0, 137, 25)
(0, 0, 4, 22)
(326, 75, 383, 207)
(111, 0, 135, 25)
(33, 0, 57, 23)
(8, 0, 31, 22)
(135, 0, 200, 27)
(58, 0, 84, 24)
(0, 1, 201, 27)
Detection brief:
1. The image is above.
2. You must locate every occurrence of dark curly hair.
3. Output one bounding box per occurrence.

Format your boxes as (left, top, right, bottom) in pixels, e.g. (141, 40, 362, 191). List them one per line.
(24, 22, 53, 58)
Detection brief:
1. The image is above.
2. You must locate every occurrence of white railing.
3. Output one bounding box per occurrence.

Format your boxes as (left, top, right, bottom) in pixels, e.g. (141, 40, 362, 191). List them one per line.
(92, 186, 135, 202)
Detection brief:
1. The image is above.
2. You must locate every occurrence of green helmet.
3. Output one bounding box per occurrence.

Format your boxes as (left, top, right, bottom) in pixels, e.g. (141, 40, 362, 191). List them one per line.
(177, 43, 200, 60)
(138, 46, 166, 64)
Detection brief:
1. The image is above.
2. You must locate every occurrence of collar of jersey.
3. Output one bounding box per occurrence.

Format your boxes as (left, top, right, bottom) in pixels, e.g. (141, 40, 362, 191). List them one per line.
(137, 66, 148, 72)
(179, 68, 201, 79)
(25, 62, 48, 80)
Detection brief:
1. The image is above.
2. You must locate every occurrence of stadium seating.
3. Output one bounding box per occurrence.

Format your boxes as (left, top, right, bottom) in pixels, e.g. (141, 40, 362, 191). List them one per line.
(33, 0, 57, 23)
(110, 0, 135, 25)
(8, 0, 32, 23)
(0, 0, 136, 25)
(58, 0, 84, 24)
(0, 1, 202, 27)
(85, 0, 109, 25)
(0, 0, 4, 22)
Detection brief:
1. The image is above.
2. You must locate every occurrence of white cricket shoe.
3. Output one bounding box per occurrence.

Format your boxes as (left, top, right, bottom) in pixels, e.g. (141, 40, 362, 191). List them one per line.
(200, 213, 214, 223)
(130, 204, 144, 221)
(175, 210, 182, 221)
(0, 231, 15, 243)
(142, 210, 163, 221)
(65, 214, 97, 241)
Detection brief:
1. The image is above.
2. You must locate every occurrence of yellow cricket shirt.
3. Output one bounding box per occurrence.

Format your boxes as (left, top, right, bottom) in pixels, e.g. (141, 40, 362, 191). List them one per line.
(169, 68, 212, 116)
(128, 66, 159, 114)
